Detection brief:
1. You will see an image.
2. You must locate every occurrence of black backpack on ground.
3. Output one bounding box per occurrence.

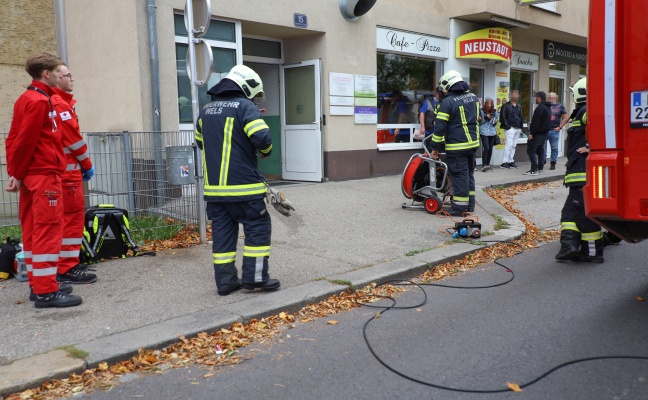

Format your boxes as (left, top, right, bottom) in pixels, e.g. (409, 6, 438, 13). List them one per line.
(0, 237, 21, 280)
(80, 204, 154, 264)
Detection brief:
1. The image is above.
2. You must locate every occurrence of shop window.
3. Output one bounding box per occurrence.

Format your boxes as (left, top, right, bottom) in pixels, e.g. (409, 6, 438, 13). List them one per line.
(469, 68, 485, 103)
(579, 65, 587, 78)
(376, 52, 443, 147)
(175, 15, 239, 125)
(549, 62, 566, 72)
(510, 70, 534, 138)
(549, 77, 566, 105)
(243, 38, 282, 59)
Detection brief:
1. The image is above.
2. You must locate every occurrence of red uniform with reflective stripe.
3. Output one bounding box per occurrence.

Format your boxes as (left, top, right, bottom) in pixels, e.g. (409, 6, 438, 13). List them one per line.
(51, 87, 91, 273)
(7, 81, 64, 294)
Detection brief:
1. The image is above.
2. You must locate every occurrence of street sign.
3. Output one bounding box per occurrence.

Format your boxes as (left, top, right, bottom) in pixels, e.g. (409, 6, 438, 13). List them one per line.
(184, 0, 211, 37)
(186, 39, 213, 85)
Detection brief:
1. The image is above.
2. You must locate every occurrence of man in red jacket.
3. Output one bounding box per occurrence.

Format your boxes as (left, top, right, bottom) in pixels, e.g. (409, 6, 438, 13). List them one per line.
(5, 53, 82, 308)
(51, 64, 97, 284)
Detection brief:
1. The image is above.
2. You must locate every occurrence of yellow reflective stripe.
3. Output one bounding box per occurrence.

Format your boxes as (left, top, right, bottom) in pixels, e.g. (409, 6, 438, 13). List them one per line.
(202, 142, 209, 185)
(475, 103, 480, 136)
(565, 173, 586, 183)
(243, 245, 270, 257)
(437, 112, 450, 121)
(445, 141, 479, 151)
(195, 119, 203, 141)
(260, 144, 272, 154)
(572, 121, 582, 127)
(431, 134, 445, 143)
(213, 252, 237, 264)
(244, 119, 269, 137)
(459, 105, 473, 143)
(581, 231, 603, 241)
(582, 112, 587, 125)
(204, 182, 267, 197)
(561, 222, 580, 232)
(454, 196, 469, 202)
(219, 117, 234, 186)
(469, 191, 475, 196)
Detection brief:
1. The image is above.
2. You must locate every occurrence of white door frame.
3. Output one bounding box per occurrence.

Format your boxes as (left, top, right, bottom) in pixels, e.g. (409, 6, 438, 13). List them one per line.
(280, 60, 323, 182)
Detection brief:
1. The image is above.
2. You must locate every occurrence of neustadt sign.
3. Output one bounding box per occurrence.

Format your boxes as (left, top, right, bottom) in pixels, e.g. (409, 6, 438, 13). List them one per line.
(456, 28, 512, 61)
(544, 40, 587, 66)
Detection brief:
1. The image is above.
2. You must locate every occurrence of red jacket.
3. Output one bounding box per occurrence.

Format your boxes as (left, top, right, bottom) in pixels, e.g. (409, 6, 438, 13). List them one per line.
(6, 80, 66, 181)
(51, 87, 92, 182)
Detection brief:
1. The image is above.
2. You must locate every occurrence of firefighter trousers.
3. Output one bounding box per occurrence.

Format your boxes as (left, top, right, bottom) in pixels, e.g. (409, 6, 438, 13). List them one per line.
(446, 150, 476, 212)
(59, 180, 85, 274)
(560, 186, 603, 256)
(20, 174, 64, 295)
(207, 199, 271, 293)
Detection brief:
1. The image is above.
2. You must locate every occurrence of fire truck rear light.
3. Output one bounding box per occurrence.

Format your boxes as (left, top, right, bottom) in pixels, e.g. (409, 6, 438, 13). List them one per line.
(592, 166, 616, 199)
(641, 201, 648, 216)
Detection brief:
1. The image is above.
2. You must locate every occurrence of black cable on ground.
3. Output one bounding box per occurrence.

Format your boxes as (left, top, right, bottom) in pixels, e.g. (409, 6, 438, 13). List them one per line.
(357, 240, 648, 394)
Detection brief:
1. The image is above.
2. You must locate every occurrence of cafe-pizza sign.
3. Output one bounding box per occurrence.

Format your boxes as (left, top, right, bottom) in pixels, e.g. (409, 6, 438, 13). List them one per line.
(456, 28, 512, 61)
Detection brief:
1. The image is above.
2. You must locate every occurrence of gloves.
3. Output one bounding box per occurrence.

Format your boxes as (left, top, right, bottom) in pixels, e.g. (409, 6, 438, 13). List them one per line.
(266, 186, 296, 217)
(82, 166, 95, 181)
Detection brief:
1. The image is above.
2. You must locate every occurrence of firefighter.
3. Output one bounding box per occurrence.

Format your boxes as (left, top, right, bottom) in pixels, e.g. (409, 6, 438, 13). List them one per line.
(555, 78, 604, 263)
(195, 65, 280, 296)
(430, 70, 480, 215)
(5, 53, 82, 308)
(51, 65, 97, 285)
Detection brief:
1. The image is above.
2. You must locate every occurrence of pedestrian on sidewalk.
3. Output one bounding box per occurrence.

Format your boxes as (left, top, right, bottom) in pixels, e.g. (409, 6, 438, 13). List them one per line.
(555, 78, 604, 263)
(479, 97, 498, 172)
(547, 92, 569, 170)
(51, 64, 98, 286)
(431, 70, 480, 215)
(5, 53, 82, 308)
(499, 89, 523, 169)
(524, 91, 551, 176)
(195, 65, 280, 296)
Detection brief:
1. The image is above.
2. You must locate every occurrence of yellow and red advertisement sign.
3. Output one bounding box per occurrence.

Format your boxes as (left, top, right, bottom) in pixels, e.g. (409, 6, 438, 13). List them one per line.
(456, 28, 512, 61)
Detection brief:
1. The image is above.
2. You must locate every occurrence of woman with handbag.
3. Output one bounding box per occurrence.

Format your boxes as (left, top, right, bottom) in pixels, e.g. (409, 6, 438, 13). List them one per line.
(479, 98, 498, 172)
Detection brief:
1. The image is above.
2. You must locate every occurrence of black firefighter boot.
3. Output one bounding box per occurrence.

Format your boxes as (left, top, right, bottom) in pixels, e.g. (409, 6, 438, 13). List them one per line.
(555, 230, 581, 261)
(575, 238, 604, 263)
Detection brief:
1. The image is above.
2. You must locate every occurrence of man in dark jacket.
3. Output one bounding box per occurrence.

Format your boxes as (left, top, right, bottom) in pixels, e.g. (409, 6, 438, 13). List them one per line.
(195, 65, 280, 296)
(524, 91, 551, 175)
(499, 90, 524, 169)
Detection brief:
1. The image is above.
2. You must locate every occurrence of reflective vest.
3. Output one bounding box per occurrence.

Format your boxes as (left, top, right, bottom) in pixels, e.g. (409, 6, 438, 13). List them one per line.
(195, 94, 272, 202)
(565, 104, 587, 187)
(431, 92, 480, 152)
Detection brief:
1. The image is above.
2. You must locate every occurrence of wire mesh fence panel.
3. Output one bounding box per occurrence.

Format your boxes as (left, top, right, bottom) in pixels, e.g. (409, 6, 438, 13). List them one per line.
(0, 133, 20, 232)
(1, 131, 202, 245)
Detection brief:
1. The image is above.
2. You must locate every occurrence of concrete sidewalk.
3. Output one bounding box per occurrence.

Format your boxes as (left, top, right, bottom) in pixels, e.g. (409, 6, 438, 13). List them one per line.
(0, 157, 567, 395)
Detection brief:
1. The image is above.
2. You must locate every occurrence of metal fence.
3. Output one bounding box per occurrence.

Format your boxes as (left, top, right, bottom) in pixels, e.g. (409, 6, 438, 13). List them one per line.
(0, 131, 202, 244)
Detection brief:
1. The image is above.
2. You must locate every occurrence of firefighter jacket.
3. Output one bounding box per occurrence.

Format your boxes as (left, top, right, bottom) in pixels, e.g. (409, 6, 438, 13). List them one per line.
(564, 103, 588, 187)
(431, 91, 480, 152)
(51, 87, 92, 182)
(6, 80, 65, 181)
(195, 81, 272, 202)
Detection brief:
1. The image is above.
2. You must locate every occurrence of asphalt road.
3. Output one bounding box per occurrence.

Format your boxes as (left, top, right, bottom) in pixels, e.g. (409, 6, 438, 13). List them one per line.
(77, 238, 648, 400)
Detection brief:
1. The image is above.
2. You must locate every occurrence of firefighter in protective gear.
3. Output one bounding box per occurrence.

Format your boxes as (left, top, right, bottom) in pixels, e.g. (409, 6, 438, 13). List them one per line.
(555, 78, 604, 263)
(195, 65, 281, 296)
(5, 53, 82, 308)
(51, 65, 98, 285)
(431, 70, 480, 215)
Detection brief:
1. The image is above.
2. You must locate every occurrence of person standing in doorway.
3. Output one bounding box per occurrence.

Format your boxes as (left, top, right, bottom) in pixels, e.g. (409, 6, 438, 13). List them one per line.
(525, 91, 552, 175)
(195, 65, 280, 296)
(499, 89, 523, 169)
(5, 53, 82, 308)
(479, 98, 498, 172)
(51, 64, 98, 286)
(547, 92, 568, 170)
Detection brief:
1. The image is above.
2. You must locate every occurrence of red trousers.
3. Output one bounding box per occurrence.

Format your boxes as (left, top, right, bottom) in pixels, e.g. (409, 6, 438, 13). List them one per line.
(20, 175, 63, 295)
(59, 180, 85, 273)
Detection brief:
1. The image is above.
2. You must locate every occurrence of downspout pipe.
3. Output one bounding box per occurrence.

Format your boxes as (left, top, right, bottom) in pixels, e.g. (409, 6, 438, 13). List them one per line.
(54, 0, 68, 64)
(146, 0, 166, 203)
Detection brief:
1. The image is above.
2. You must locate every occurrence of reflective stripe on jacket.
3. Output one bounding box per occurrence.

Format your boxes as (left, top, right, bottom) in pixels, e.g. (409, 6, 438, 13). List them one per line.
(195, 94, 272, 202)
(52, 87, 92, 182)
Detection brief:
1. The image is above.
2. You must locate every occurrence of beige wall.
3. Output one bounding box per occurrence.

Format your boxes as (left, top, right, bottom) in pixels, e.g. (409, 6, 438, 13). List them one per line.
(0, 0, 57, 133)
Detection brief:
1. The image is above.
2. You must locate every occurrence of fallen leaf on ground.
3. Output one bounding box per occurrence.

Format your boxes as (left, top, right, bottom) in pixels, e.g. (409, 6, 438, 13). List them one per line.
(506, 382, 523, 392)
(326, 320, 339, 325)
(637, 297, 645, 302)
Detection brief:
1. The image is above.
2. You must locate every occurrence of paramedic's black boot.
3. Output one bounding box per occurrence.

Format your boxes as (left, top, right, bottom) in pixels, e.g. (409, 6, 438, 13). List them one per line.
(217, 279, 242, 296)
(242, 278, 281, 291)
(575, 238, 604, 263)
(555, 230, 581, 261)
(30, 284, 72, 301)
(34, 291, 82, 308)
(57, 264, 97, 284)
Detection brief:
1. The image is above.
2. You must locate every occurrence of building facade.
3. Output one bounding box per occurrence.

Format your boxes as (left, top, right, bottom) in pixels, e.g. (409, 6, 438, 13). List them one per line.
(2, 0, 589, 182)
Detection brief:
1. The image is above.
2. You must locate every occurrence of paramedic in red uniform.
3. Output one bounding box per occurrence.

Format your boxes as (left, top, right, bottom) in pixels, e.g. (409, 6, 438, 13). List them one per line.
(5, 53, 82, 308)
(195, 65, 280, 296)
(51, 64, 97, 284)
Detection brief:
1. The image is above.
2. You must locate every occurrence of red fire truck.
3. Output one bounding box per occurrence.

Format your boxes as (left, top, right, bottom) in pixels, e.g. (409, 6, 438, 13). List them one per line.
(584, 0, 648, 243)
